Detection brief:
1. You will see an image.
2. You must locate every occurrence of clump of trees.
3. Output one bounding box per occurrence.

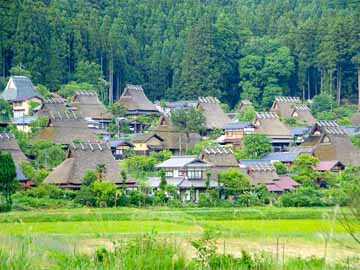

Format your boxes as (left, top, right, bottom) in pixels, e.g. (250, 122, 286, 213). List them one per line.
(0, 152, 17, 211)
(234, 134, 272, 159)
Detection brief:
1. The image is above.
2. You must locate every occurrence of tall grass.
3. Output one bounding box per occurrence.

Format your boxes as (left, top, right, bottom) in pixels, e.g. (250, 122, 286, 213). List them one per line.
(0, 235, 357, 270)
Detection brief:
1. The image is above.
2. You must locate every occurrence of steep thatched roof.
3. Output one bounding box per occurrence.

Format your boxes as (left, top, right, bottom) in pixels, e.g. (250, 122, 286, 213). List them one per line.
(35, 112, 97, 145)
(238, 100, 253, 112)
(117, 84, 158, 114)
(44, 142, 130, 186)
(291, 104, 316, 125)
(254, 112, 291, 139)
(0, 76, 42, 102)
(36, 97, 67, 117)
(246, 163, 279, 185)
(270, 96, 301, 118)
(73, 91, 112, 120)
(306, 121, 360, 165)
(200, 146, 239, 178)
(154, 116, 201, 150)
(196, 97, 231, 129)
(0, 133, 27, 164)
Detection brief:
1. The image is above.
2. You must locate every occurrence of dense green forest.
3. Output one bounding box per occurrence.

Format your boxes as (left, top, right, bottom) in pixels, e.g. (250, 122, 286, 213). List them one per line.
(0, 0, 359, 108)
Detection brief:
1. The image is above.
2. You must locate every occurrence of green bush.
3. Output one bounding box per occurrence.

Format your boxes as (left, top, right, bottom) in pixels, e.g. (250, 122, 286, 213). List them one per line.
(25, 184, 75, 200)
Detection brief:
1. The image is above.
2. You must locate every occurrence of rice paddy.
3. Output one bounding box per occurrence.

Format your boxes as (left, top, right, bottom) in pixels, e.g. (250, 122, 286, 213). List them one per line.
(0, 207, 359, 269)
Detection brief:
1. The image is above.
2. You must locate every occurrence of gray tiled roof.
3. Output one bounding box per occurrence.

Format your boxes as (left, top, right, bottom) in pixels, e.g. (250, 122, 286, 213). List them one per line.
(224, 122, 253, 130)
(1, 76, 42, 101)
(155, 156, 209, 168)
(261, 152, 299, 162)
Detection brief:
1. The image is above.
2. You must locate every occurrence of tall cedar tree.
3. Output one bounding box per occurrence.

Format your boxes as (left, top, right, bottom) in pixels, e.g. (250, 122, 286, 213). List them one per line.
(0, 152, 17, 211)
(180, 16, 221, 99)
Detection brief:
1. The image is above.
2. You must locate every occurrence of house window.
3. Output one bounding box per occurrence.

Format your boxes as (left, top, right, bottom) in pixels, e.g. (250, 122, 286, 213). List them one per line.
(13, 110, 25, 118)
(165, 170, 173, 177)
(115, 149, 123, 155)
(13, 101, 23, 106)
(188, 170, 202, 179)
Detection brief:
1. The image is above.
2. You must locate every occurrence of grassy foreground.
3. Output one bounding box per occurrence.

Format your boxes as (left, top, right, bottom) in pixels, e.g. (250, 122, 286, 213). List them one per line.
(0, 207, 359, 269)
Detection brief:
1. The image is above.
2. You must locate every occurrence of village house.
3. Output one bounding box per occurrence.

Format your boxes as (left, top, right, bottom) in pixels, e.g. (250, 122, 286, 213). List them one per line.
(290, 104, 316, 125)
(108, 139, 135, 160)
(196, 97, 231, 131)
(44, 142, 136, 189)
(0, 133, 30, 185)
(245, 163, 300, 193)
(270, 96, 301, 119)
(132, 133, 165, 155)
(117, 84, 159, 115)
(200, 146, 240, 179)
(0, 76, 43, 118)
(153, 116, 201, 154)
(35, 111, 97, 145)
(238, 100, 253, 112)
(72, 91, 112, 129)
(304, 121, 360, 166)
(253, 112, 292, 151)
(314, 160, 345, 173)
(13, 115, 38, 133)
(219, 122, 255, 148)
(36, 97, 69, 117)
(151, 156, 218, 202)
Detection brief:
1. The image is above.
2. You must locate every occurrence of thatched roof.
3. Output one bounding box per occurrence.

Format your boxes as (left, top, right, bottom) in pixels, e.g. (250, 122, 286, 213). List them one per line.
(117, 84, 158, 114)
(73, 91, 112, 120)
(0, 133, 27, 165)
(196, 97, 231, 129)
(270, 96, 301, 118)
(291, 104, 316, 125)
(35, 112, 97, 145)
(246, 163, 279, 185)
(36, 97, 67, 117)
(200, 146, 239, 178)
(313, 135, 360, 166)
(238, 100, 253, 112)
(306, 121, 360, 165)
(0, 76, 42, 102)
(254, 112, 292, 139)
(154, 116, 201, 150)
(44, 142, 129, 186)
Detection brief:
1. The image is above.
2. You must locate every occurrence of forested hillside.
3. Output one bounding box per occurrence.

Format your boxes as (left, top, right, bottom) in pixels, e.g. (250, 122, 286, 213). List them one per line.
(0, 0, 359, 108)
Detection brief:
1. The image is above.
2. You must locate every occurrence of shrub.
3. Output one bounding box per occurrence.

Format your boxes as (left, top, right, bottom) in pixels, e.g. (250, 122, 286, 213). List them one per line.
(91, 180, 117, 207)
(273, 161, 288, 175)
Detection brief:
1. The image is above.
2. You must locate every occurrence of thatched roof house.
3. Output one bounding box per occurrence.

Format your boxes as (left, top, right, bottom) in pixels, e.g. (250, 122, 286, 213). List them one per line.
(36, 97, 67, 117)
(154, 116, 201, 154)
(35, 111, 97, 145)
(72, 91, 112, 120)
(44, 142, 133, 189)
(246, 163, 280, 185)
(270, 96, 301, 118)
(0, 76, 42, 102)
(238, 100, 253, 112)
(117, 84, 158, 115)
(290, 104, 316, 125)
(0, 133, 27, 165)
(305, 121, 360, 165)
(196, 97, 231, 129)
(254, 112, 292, 140)
(0, 133, 29, 182)
(200, 146, 239, 178)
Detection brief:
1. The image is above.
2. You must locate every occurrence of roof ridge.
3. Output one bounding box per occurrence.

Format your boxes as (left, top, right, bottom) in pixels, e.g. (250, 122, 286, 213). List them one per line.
(198, 96, 220, 104)
(202, 146, 233, 154)
(275, 96, 301, 103)
(70, 142, 111, 151)
(75, 90, 97, 96)
(125, 84, 144, 91)
(256, 112, 279, 119)
(0, 133, 15, 140)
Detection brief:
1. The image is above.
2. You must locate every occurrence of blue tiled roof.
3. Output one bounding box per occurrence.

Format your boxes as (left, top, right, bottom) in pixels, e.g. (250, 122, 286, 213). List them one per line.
(261, 152, 299, 162)
(1, 76, 42, 101)
(13, 115, 38, 125)
(224, 122, 252, 129)
(291, 127, 310, 136)
(342, 126, 360, 136)
(239, 159, 270, 166)
(16, 164, 28, 182)
(108, 139, 134, 148)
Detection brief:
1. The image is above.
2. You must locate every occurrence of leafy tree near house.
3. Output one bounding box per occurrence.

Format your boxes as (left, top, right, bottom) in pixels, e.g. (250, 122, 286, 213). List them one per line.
(234, 134, 272, 159)
(311, 93, 336, 116)
(291, 154, 319, 186)
(273, 161, 288, 175)
(171, 107, 205, 152)
(96, 164, 107, 181)
(0, 152, 17, 211)
(159, 169, 167, 191)
(0, 99, 12, 122)
(218, 168, 250, 196)
(237, 106, 256, 122)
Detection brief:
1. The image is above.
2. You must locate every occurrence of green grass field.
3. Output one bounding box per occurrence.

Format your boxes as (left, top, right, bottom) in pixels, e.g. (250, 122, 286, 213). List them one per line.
(0, 207, 359, 269)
